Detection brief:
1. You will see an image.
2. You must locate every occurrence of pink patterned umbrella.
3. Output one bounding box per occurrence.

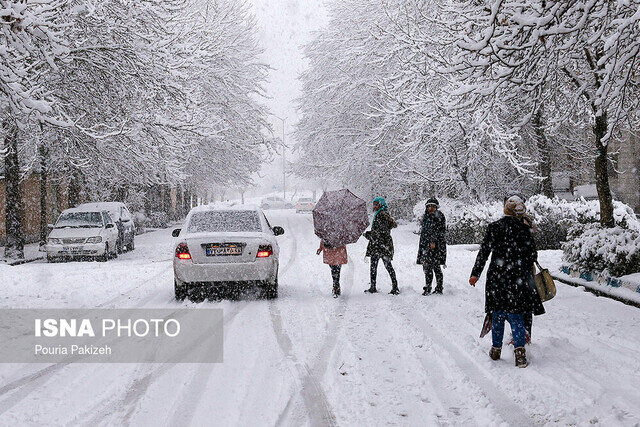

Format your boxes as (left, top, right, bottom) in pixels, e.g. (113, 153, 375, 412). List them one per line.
(312, 189, 369, 247)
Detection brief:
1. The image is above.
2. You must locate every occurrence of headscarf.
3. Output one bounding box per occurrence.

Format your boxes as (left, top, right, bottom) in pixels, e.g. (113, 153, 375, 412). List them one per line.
(504, 195, 526, 217)
(372, 197, 388, 222)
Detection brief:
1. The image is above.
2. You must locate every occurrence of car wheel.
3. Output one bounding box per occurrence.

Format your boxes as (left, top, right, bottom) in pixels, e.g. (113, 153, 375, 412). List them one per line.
(46, 255, 56, 263)
(261, 278, 278, 299)
(128, 238, 135, 251)
(175, 280, 187, 301)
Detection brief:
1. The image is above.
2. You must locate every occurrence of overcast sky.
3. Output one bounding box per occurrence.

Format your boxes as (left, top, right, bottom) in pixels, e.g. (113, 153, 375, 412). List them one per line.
(249, 0, 329, 194)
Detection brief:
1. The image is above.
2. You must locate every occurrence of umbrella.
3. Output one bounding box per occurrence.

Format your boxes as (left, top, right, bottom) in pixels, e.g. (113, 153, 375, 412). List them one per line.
(312, 189, 369, 247)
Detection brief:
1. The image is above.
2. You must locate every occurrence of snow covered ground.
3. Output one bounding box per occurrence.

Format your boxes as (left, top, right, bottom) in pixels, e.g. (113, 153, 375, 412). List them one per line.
(1, 210, 639, 426)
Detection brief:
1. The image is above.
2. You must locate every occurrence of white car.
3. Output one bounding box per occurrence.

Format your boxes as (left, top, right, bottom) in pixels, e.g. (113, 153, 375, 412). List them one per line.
(295, 197, 315, 213)
(76, 202, 135, 253)
(172, 205, 285, 301)
(46, 208, 119, 262)
(260, 196, 293, 210)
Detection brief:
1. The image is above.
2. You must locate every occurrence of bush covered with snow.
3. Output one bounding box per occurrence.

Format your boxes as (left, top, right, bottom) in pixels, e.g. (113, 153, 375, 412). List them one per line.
(413, 195, 640, 250)
(562, 224, 640, 277)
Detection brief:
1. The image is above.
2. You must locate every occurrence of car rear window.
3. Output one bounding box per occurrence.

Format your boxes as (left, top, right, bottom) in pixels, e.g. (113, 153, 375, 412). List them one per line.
(187, 211, 262, 233)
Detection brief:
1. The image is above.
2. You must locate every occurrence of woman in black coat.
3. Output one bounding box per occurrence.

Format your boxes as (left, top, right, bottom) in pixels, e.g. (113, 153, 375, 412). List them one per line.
(469, 195, 540, 368)
(417, 198, 447, 295)
(364, 197, 399, 294)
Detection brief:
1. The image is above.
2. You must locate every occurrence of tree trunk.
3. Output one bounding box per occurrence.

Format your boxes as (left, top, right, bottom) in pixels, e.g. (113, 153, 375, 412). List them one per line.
(68, 169, 81, 207)
(593, 112, 615, 227)
(3, 123, 24, 259)
(533, 108, 554, 198)
(39, 142, 49, 247)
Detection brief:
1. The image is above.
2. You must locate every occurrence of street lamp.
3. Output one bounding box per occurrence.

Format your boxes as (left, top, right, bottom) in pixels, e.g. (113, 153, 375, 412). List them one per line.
(273, 114, 286, 200)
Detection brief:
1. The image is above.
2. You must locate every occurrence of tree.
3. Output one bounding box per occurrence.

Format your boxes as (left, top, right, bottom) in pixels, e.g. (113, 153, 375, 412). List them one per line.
(444, 0, 640, 226)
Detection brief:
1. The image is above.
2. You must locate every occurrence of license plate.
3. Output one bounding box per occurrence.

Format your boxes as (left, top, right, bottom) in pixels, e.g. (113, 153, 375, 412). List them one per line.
(62, 246, 82, 253)
(205, 244, 243, 256)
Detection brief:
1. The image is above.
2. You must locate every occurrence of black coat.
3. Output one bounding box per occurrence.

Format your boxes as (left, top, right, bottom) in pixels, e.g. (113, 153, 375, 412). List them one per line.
(417, 209, 447, 265)
(365, 210, 397, 259)
(471, 216, 541, 314)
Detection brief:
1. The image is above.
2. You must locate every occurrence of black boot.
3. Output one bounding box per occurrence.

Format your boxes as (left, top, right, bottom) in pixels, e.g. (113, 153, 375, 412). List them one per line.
(389, 286, 399, 295)
(422, 287, 431, 296)
(333, 286, 340, 298)
(364, 285, 377, 293)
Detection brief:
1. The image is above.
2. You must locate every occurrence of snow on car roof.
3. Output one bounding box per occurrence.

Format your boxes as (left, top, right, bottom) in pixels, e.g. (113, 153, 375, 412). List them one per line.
(60, 207, 106, 214)
(188, 203, 262, 213)
(77, 202, 126, 210)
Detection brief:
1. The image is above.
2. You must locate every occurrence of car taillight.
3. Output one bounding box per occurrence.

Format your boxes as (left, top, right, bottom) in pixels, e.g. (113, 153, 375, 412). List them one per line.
(296, 204, 300, 207)
(309, 203, 313, 206)
(175, 242, 191, 260)
(256, 244, 272, 258)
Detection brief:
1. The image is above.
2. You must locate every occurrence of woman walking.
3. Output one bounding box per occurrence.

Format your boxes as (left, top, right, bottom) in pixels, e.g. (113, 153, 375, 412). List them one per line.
(364, 197, 399, 295)
(469, 195, 540, 368)
(317, 240, 348, 298)
(516, 202, 545, 342)
(417, 198, 447, 295)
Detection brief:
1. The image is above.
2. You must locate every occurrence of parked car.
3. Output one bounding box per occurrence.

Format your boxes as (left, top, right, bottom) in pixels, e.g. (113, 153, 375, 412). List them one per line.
(295, 197, 315, 213)
(172, 205, 285, 301)
(260, 196, 293, 210)
(46, 208, 119, 262)
(76, 202, 135, 253)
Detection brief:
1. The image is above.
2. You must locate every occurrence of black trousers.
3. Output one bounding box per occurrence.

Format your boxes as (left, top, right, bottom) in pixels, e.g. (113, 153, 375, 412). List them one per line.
(330, 265, 341, 292)
(370, 255, 397, 288)
(422, 263, 443, 292)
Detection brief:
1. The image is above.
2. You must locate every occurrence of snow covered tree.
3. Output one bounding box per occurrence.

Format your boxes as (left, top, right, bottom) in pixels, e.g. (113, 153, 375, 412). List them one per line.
(445, 0, 640, 226)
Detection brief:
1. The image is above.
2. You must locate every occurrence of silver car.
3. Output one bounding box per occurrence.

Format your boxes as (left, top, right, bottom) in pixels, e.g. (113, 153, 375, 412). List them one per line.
(260, 196, 293, 210)
(46, 208, 119, 262)
(295, 197, 315, 213)
(172, 205, 284, 301)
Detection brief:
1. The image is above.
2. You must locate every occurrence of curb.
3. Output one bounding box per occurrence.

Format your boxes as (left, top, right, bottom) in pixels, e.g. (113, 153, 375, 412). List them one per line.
(552, 271, 640, 309)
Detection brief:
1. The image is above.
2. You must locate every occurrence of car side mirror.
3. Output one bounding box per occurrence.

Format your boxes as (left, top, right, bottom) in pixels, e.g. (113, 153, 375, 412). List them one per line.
(172, 228, 181, 237)
(47, 224, 54, 229)
(272, 226, 285, 236)
(106, 223, 115, 229)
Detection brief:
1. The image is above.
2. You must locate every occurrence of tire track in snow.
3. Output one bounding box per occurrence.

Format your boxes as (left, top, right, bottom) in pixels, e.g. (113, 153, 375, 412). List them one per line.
(0, 264, 173, 415)
(269, 214, 356, 427)
(403, 307, 538, 426)
(78, 302, 248, 426)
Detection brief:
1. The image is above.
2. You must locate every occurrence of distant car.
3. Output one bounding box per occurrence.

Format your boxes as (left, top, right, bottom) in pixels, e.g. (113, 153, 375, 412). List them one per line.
(295, 197, 315, 213)
(260, 196, 293, 210)
(76, 202, 135, 253)
(172, 205, 285, 301)
(46, 208, 119, 262)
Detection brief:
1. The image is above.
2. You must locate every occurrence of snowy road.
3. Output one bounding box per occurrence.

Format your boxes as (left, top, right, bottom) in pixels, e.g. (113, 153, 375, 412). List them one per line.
(1, 210, 640, 426)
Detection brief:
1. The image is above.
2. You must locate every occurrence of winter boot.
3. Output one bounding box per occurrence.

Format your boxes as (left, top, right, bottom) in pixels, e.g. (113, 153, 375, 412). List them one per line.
(422, 287, 431, 296)
(364, 286, 378, 293)
(333, 286, 341, 298)
(489, 346, 502, 361)
(389, 286, 400, 295)
(514, 347, 528, 368)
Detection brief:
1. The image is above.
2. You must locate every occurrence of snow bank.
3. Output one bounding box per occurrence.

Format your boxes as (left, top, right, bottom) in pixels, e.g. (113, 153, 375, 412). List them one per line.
(562, 224, 640, 277)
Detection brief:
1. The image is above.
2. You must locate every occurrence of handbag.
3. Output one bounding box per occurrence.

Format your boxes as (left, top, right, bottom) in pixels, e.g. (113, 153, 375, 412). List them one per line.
(534, 261, 557, 302)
